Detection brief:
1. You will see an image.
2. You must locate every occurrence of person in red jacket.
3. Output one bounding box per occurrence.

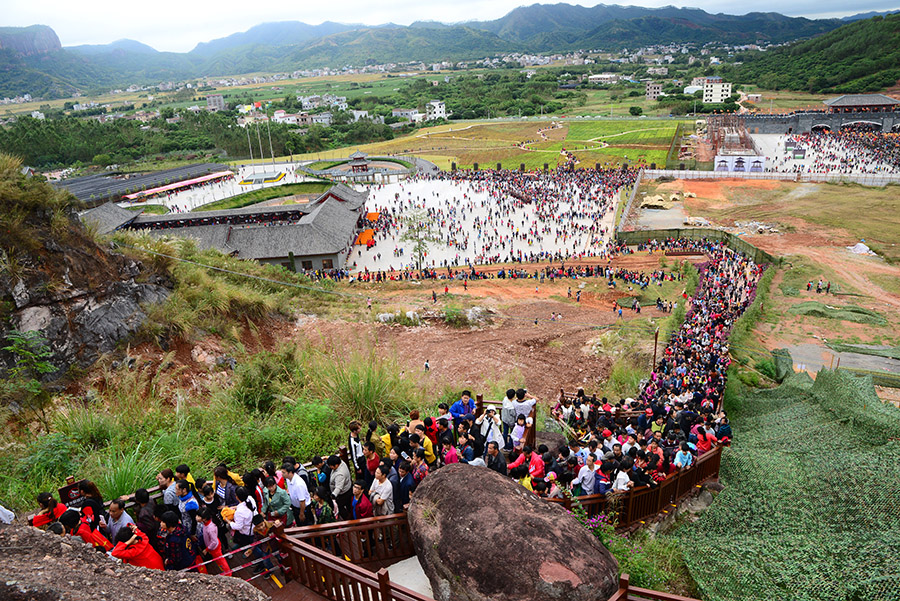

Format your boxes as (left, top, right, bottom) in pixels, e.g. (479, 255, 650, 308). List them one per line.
(351, 481, 373, 519)
(507, 445, 546, 479)
(111, 524, 164, 570)
(33, 492, 66, 529)
(59, 509, 112, 551)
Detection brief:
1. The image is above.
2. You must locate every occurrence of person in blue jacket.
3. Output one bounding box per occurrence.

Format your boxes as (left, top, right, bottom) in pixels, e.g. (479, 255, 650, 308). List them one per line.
(449, 390, 475, 429)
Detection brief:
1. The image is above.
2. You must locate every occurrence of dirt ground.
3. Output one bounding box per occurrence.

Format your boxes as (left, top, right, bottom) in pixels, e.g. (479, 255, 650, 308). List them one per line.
(90, 254, 687, 408)
(635, 177, 900, 401)
(0, 525, 267, 601)
(295, 253, 692, 403)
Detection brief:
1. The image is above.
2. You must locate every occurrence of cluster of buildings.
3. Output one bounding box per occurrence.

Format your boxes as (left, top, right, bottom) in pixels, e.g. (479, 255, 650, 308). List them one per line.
(83, 183, 369, 272)
(1, 93, 33, 105)
(644, 76, 733, 104)
(391, 100, 448, 124)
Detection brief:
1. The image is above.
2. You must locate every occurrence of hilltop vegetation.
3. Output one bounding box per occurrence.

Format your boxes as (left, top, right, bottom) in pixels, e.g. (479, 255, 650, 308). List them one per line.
(729, 14, 900, 93)
(0, 4, 850, 97)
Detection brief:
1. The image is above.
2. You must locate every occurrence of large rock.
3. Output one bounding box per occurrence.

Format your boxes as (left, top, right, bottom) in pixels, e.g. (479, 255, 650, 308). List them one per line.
(407, 463, 618, 601)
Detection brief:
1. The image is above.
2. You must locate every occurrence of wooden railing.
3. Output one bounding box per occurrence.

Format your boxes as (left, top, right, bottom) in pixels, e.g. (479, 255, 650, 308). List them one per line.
(284, 513, 415, 568)
(559, 388, 645, 421)
(546, 445, 723, 528)
(613, 574, 705, 601)
(280, 513, 706, 601)
(279, 533, 433, 601)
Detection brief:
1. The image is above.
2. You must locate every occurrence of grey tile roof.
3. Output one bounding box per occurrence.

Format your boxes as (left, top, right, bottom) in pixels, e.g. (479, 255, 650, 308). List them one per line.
(80, 202, 142, 235)
(139, 186, 367, 260)
(824, 94, 899, 107)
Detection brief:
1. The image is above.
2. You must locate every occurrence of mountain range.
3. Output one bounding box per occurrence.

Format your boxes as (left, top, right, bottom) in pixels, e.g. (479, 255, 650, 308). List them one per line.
(0, 4, 885, 99)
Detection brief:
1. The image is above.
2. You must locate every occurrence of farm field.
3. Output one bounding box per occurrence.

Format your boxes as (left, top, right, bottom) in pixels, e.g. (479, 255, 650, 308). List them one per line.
(277, 118, 682, 171)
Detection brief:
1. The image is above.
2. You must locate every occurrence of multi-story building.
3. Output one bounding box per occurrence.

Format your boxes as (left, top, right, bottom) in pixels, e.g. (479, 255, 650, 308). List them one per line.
(645, 82, 663, 101)
(703, 81, 733, 104)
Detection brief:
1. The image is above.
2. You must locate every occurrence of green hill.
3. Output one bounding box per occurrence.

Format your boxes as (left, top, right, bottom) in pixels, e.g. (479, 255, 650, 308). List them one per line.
(728, 14, 900, 93)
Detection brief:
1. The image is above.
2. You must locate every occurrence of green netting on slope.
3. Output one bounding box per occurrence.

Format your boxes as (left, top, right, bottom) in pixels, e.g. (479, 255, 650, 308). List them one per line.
(679, 370, 900, 601)
(772, 348, 793, 383)
(787, 301, 888, 326)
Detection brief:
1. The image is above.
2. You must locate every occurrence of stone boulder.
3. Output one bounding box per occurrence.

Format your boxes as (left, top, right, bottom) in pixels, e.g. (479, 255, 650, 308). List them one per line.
(407, 463, 618, 601)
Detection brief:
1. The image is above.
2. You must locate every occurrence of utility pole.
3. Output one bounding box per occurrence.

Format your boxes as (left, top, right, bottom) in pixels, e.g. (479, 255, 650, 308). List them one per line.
(246, 125, 255, 173)
(266, 118, 276, 166)
(653, 327, 660, 369)
(256, 123, 265, 178)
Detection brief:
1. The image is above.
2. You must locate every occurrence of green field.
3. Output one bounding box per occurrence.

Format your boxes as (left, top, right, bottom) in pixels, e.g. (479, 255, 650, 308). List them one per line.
(125, 204, 169, 215)
(238, 118, 681, 171)
(193, 181, 333, 212)
(566, 121, 679, 146)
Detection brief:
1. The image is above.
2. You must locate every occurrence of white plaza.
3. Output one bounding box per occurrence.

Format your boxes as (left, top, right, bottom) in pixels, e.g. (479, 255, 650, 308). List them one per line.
(349, 177, 621, 273)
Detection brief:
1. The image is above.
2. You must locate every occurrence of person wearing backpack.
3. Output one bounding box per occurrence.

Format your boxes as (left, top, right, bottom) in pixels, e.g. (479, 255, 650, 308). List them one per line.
(159, 511, 201, 571)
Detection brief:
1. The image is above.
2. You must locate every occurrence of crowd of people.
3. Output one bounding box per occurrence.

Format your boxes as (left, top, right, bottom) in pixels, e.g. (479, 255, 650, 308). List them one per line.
(352, 167, 638, 273)
(30, 237, 761, 585)
(768, 129, 900, 175)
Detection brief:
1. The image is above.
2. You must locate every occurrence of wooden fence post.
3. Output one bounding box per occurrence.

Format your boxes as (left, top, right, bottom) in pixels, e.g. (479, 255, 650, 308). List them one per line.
(475, 394, 484, 419)
(619, 573, 630, 596)
(377, 568, 392, 601)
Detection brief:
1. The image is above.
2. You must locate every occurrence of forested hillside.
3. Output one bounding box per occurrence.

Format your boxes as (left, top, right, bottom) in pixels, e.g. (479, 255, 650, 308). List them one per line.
(0, 4, 851, 98)
(728, 14, 900, 93)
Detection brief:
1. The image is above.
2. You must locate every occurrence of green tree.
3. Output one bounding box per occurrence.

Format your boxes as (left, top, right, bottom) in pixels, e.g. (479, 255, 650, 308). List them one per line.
(1, 330, 56, 431)
(400, 209, 440, 271)
(629, 106, 643, 116)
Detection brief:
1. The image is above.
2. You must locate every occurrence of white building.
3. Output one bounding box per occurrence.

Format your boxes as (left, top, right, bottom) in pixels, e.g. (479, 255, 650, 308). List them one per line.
(206, 94, 225, 112)
(392, 108, 421, 120)
(703, 82, 732, 104)
(350, 110, 369, 122)
(311, 112, 333, 126)
(647, 67, 668, 76)
(426, 100, 447, 120)
(683, 85, 703, 95)
(588, 72, 619, 84)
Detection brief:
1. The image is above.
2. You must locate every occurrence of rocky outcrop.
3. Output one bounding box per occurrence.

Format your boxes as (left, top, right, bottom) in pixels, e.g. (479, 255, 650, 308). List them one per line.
(0, 202, 171, 377)
(0, 25, 62, 56)
(0, 525, 267, 601)
(407, 463, 618, 601)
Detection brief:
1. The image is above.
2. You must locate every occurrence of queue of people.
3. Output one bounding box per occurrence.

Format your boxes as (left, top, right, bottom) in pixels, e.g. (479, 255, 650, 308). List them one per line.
(30, 237, 758, 580)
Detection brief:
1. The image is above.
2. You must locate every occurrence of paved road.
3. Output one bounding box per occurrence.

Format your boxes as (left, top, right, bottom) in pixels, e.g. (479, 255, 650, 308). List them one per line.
(784, 343, 900, 374)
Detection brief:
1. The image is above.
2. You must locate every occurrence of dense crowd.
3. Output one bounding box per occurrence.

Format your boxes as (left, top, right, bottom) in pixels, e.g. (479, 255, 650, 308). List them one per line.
(30, 237, 757, 581)
(353, 167, 638, 272)
(768, 130, 900, 174)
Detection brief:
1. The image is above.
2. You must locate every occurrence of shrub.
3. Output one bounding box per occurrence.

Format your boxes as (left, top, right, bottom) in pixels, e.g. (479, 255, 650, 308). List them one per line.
(230, 352, 283, 413)
(313, 349, 414, 424)
(754, 358, 777, 381)
(18, 433, 79, 484)
(53, 405, 115, 450)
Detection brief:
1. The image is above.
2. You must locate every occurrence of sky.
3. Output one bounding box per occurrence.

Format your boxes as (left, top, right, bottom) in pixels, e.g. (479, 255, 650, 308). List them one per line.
(6, 0, 899, 52)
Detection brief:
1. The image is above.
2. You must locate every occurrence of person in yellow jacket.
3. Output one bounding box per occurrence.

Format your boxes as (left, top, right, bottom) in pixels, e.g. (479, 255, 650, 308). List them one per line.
(380, 423, 405, 455)
(410, 430, 436, 466)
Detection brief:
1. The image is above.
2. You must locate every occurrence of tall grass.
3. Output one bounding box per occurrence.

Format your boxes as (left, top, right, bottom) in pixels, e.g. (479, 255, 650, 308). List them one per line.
(91, 440, 176, 500)
(313, 348, 417, 424)
(53, 404, 114, 450)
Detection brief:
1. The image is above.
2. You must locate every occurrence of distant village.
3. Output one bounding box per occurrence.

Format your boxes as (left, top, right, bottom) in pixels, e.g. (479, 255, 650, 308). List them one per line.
(3, 39, 775, 112)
